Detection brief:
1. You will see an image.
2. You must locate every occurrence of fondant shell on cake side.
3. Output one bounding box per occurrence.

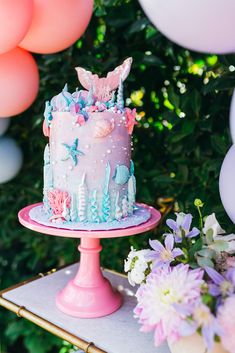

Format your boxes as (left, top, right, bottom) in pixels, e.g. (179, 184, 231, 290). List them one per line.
(93, 118, 114, 138)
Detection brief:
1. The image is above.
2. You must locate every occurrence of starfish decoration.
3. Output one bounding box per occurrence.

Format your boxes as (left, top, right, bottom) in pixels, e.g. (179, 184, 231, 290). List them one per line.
(61, 138, 84, 166)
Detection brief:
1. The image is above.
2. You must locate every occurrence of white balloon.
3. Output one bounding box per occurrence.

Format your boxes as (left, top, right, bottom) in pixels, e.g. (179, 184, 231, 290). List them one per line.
(0, 137, 23, 183)
(230, 91, 235, 143)
(0, 118, 10, 136)
(139, 0, 235, 54)
(219, 144, 235, 223)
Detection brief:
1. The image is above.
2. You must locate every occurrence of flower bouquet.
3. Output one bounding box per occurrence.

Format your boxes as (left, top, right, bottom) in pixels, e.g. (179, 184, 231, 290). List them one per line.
(124, 200, 235, 353)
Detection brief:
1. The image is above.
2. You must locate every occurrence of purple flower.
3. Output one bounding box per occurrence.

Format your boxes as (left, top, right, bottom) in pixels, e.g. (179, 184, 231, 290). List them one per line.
(166, 212, 200, 243)
(178, 303, 221, 351)
(205, 266, 235, 298)
(146, 234, 184, 268)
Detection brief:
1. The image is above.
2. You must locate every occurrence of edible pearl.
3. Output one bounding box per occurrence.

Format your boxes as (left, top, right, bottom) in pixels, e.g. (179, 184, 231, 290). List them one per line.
(107, 149, 111, 154)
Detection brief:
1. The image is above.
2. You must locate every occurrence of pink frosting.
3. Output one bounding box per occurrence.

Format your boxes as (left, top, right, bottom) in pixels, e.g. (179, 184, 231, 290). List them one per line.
(49, 110, 131, 219)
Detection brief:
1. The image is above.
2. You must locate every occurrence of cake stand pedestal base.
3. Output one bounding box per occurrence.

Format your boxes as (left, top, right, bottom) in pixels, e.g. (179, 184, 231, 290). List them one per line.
(18, 202, 161, 319)
(56, 238, 122, 318)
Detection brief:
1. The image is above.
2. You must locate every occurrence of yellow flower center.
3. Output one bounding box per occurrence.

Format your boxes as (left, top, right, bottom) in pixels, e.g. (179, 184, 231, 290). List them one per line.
(194, 307, 212, 326)
(161, 249, 174, 261)
(220, 281, 232, 296)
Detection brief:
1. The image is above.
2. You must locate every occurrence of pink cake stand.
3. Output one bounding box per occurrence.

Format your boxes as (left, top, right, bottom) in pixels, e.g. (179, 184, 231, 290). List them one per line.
(18, 202, 161, 318)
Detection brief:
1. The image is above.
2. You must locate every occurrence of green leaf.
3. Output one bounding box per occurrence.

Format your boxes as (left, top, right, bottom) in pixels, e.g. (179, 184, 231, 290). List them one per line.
(210, 135, 228, 155)
(197, 248, 216, 259)
(143, 54, 164, 67)
(188, 238, 203, 260)
(168, 86, 180, 110)
(209, 240, 229, 252)
(191, 90, 202, 117)
(197, 256, 214, 268)
(127, 18, 149, 35)
(5, 322, 25, 342)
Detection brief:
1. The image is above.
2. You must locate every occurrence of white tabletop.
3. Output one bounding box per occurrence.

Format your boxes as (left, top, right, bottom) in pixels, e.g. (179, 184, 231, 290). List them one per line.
(3, 264, 170, 353)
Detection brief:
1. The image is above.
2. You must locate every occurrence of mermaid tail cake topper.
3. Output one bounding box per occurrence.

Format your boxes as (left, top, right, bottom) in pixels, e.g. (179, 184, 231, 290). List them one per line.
(75, 57, 133, 102)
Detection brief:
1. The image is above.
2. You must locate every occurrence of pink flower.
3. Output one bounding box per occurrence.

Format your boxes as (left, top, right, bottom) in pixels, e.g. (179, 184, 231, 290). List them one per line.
(70, 102, 81, 116)
(125, 108, 137, 134)
(87, 105, 99, 112)
(218, 296, 235, 353)
(134, 264, 204, 347)
(76, 114, 86, 126)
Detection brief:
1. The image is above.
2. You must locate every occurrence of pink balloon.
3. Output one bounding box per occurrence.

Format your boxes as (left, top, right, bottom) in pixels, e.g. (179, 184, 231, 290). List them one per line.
(0, 0, 33, 55)
(0, 47, 39, 117)
(19, 0, 94, 54)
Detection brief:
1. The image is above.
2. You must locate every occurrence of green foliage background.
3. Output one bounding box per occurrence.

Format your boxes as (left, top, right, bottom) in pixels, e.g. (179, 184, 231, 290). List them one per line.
(1, 0, 235, 352)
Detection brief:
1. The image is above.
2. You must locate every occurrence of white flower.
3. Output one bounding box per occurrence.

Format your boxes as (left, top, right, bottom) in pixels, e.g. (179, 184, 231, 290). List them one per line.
(176, 212, 187, 226)
(124, 247, 152, 286)
(203, 213, 235, 254)
(203, 213, 225, 238)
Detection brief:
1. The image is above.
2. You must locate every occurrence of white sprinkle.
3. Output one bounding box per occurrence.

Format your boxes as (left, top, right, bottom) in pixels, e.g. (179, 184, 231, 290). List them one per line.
(85, 144, 90, 149)
(107, 149, 111, 154)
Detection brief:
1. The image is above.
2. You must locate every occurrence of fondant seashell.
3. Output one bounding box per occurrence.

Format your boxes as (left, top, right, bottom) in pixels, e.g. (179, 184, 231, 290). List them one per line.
(93, 119, 114, 138)
(113, 165, 130, 185)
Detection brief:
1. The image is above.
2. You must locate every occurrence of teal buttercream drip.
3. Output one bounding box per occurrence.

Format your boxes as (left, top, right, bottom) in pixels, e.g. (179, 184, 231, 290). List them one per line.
(102, 162, 111, 221)
(117, 77, 124, 109)
(87, 84, 94, 106)
(108, 91, 116, 108)
(115, 191, 122, 220)
(90, 190, 100, 223)
(44, 101, 53, 126)
(130, 159, 136, 195)
(128, 174, 136, 215)
(43, 144, 53, 213)
(70, 194, 78, 222)
(130, 160, 135, 176)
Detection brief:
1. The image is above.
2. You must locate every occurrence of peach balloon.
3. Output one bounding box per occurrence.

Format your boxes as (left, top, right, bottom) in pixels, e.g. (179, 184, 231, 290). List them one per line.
(0, 0, 33, 54)
(0, 47, 39, 117)
(19, 0, 93, 54)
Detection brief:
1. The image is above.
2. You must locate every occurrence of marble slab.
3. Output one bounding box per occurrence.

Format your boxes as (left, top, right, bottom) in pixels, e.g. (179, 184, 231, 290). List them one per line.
(3, 264, 170, 353)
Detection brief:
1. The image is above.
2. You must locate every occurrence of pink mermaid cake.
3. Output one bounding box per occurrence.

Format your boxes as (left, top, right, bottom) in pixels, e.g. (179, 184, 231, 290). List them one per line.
(29, 58, 151, 230)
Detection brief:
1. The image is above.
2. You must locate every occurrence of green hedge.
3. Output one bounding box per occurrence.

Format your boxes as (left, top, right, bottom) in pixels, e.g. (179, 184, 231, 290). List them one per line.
(1, 0, 235, 352)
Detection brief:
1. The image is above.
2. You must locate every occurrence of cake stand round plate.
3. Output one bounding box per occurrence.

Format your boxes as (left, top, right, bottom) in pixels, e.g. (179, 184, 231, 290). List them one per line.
(18, 203, 161, 318)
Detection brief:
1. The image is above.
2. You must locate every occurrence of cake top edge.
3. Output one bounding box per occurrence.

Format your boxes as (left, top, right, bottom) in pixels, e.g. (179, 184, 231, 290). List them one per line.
(43, 58, 137, 136)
